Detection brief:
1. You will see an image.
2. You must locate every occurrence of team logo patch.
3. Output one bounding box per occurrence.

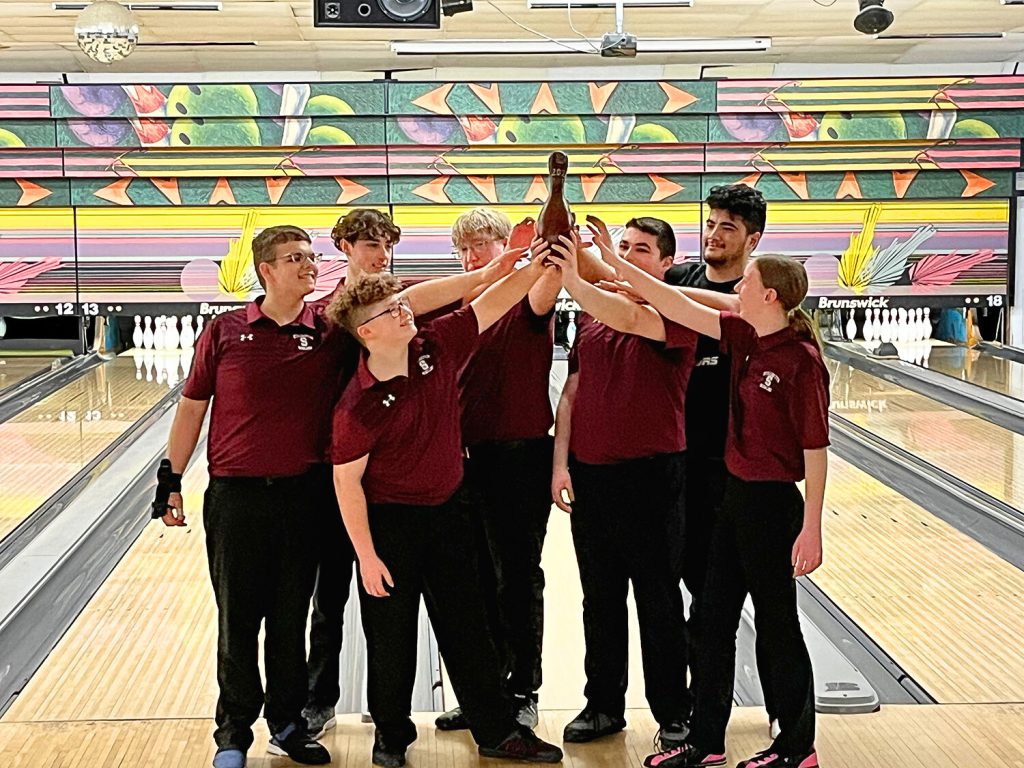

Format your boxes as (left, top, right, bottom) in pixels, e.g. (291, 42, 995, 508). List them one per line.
(696, 355, 719, 367)
(293, 334, 314, 351)
(759, 371, 780, 392)
(417, 354, 434, 375)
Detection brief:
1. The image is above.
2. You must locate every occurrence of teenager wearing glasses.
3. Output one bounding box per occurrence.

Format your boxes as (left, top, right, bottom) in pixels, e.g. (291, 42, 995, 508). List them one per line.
(326, 247, 564, 768)
(434, 209, 562, 734)
(156, 225, 526, 768)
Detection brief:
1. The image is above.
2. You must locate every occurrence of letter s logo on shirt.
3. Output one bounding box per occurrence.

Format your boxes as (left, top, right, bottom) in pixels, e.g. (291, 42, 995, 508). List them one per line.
(293, 334, 314, 351)
(759, 371, 780, 392)
(417, 354, 434, 375)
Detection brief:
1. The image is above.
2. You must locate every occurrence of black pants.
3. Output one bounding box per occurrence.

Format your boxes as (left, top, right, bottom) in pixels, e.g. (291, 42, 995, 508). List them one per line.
(684, 456, 776, 721)
(203, 472, 320, 752)
(464, 436, 553, 699)
(569, 452, 689, 725)
(306, 465, 356, 709)
(689, 475, 815, 756)
(359, 494, 515, 749)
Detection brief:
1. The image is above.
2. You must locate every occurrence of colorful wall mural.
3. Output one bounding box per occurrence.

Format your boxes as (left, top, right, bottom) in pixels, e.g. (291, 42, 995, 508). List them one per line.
(0, 76, 1019, 316)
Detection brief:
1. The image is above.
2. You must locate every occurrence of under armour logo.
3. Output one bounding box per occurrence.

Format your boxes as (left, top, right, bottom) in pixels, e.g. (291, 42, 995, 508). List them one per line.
(382, 394, 396, 407)
(240, 333, 253, 342)
(759, 371, 780, 392)
(293, 334, 313, 351)
(417, 354, 434, 375)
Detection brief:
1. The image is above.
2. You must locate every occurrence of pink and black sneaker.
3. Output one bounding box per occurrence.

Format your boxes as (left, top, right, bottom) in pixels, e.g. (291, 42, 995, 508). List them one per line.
(643, 743, 727, 768)
(736, 748, 818, 768)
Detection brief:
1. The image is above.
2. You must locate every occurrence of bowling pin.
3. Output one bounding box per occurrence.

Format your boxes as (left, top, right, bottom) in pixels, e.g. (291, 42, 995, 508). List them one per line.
(132, 315, 144, 348)
(180, 315, 195, 350)
(566, 311, 577, 346)
(195, 315, 205, 338)
(143, 350, 155, 382)
(898, 308, 908, 342)
(863, 309, 874, 341)
(846, 309, 857, 341)
(872, 308, 882, 341)
(922, 307, 931, 340)
(134, 354, 143, 381)
(880, 309, 891, 343)
(154, 316, 167, 350)
(165, 315, 180, 350)
(143, 316, 154, 349)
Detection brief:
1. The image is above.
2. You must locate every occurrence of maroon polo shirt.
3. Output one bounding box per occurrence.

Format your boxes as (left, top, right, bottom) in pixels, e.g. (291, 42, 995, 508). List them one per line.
(719, 312, 831, 482)
(568, 313, 697, 465)
(182, 297, 357, 478)
(460, 297, 554, 446)
(331, 306, 479, 506)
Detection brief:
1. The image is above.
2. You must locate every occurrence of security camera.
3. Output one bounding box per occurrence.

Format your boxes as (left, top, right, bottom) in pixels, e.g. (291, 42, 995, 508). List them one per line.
(854, 0, 893, 35)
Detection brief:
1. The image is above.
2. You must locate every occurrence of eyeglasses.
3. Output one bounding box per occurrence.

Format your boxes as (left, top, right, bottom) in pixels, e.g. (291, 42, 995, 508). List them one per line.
(275, 252, 323, 265)
(452, 238, 500, 256)
(360, 297, 411, 326)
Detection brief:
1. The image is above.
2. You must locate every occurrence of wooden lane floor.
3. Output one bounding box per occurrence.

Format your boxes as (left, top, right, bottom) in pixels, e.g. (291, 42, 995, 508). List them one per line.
(828, 358, 1024, 510)
(0, 351, 179, 542)
(812, 453, 1024, 704)
(0, 355, 59, 394)
(919, 344, 1024, 402)
(2, 706, 1024, 767)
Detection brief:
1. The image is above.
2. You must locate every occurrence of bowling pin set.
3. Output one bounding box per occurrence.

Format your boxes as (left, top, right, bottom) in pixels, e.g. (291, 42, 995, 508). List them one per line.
(131, 315, 204, 388)
(841, 307, 934, 365)
(132, 314, 203, 351)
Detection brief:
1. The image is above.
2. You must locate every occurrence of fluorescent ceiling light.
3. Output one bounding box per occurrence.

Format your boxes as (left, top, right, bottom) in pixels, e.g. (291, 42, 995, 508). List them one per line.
(1001, 1, 1024, 5)
(53, 1, 221, 9)
(392, 37, 770, 55)
(528, 0, 692, 7)
(876, 32, 1005, 40)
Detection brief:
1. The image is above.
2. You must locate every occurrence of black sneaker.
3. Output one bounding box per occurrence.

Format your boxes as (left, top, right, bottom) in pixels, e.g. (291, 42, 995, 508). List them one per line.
(372, 729, 408, 768)
(211, 748, 246, 768)
(267, 723, 331, 765)
(562, 708, 626, 743)
(479, 727, 563, 763)
(642, 743, 726, 768)
(435, 706, 470, 731)
(302, 703, 338, 740)
(736, 748, 819, 768)
(515, 697, 539, 729)
(656, 719, 691, 750)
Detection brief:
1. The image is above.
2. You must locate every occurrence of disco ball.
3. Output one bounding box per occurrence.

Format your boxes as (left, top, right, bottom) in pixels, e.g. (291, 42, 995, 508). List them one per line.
(75, 1, 139, 64)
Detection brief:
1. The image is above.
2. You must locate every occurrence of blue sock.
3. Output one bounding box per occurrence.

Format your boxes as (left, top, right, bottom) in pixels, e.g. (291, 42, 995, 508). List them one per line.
(212, 748, 245, 768)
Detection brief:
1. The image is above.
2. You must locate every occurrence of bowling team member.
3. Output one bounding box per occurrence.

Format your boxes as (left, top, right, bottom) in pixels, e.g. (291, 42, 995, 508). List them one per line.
(304, 207, 515, 736)
(434, 208, 563, 733)
(326, 253, 564, 767)
(548, 219, 694, 751)
(303, 207, 399, 737)
(665, 185, 784, 736)
(591, 242, 828, 768)
(155, 225, 523, 768)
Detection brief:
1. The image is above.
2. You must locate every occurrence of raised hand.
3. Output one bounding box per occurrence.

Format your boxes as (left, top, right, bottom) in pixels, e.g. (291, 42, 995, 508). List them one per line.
(546, 233, 582, 278)
(481, 245, 528, 284)
(585, 214, 620, 266)
(596, 278, 647, 305)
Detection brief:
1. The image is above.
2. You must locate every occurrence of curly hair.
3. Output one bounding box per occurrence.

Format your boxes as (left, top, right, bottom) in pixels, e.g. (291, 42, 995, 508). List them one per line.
(706, 184, 767, 235)
(331, 209, 401, 250)
(325, 272, 405, 339)
(251, 225, 311, 288)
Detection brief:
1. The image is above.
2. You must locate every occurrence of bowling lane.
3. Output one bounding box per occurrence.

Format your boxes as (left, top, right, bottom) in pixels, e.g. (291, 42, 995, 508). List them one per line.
(828, 359, 1024, 510)
(919, 344, 1024, 402)
(1, 453, 216, 723)
(0, 351, 185, 542)
(0, 355, 60, 394)
(812, 453, 1024, 703)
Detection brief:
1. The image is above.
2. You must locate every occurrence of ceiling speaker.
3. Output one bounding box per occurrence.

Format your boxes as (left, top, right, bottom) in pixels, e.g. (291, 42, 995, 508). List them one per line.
(314, 0, 440, 27)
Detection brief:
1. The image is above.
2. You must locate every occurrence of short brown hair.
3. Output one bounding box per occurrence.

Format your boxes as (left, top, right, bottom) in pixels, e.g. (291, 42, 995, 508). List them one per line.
(326, 272, 405, 340)
(251, 225, 311, 288)
(331, 209, 401, 250)
(451, 208, 512, 247)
